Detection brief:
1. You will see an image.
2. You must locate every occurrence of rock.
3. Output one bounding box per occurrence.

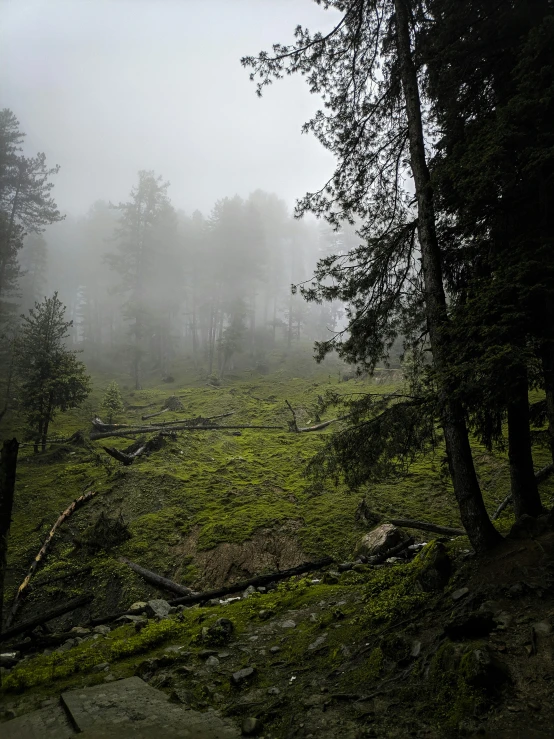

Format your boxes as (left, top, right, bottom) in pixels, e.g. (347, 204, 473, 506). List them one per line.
(93, 624, 111, 635)
(243, 585, 257, 598)
(92, 662, 110, 673)
(354, 523, 410, 558)
(269, 646, 280, 654)
(0, 653, 19, 668)
(323, 571, 340, 584)
(256, 587, 266, 593)
(128, 601, 148, 614)
(451, 587, 469, 601)
(56, 639, 77, 653)
(70, 626, 91, 635)
(444, 611, 496, 640)
(281, 620, 296, 629)
(494, 611, 512, 630)
(218, 651, 232, 659)
(104, 674, 116, 682)
(415, 541, 451, 592)
(463, 646, 510, 691)
(533, 622, 552, 636)
(267, 686, 280, 695)
(199, 649, 218, 658)
(206, 655, 220, 668)
(231, 666, 257, 687)
(116, 614, 147, 625)
(242, 716, 263, 736)
(308, 634, 328, 651)
(204, 618, 234, 645)
(258, 609, 274, 620)
(145, 599, 171, 619)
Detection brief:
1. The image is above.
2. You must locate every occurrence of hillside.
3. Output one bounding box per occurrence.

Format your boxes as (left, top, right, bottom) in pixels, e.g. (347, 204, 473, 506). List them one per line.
(2, 351, 554, 737)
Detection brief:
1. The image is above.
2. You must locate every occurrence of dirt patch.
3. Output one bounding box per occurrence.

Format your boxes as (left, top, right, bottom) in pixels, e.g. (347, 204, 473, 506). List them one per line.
(172, 520, 306, 588)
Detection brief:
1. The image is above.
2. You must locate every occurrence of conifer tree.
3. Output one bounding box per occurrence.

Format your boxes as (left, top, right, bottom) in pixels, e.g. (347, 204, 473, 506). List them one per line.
(15, 293, 91, 452)
(101, 381, 124, 424)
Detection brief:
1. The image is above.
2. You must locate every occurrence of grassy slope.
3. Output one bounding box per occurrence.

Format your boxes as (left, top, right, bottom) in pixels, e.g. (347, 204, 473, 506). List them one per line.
(3, 349, 554, 619)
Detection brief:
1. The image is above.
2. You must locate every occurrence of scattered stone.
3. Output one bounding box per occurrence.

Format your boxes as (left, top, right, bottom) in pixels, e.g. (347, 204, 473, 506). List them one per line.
(165, 645, 187, 654)
(256, 587, 266, 593)
(0, 653, 19, 669)
(206, 655, 220, 668)
(70, 626, 91, 635)
(533, 622, 552, 636)
(269, 646, 281, 654)
(354, 523, 410, 558)
(92, 662, 110, 673)
(117, 614, 147, 625)
(281, 620, 296, 629)
(104, 674, 116, 682)
(309, 613, 318, 623)
(56, 639, 77, 653)
(128, 601, 148, 614)
(463, 647, 510, 691)
(258, 609, 274, 620)
(242, 716, 263, 736)
(231, 666, 257, 687)
(92, 625, 111, 635)
(451, 587, 469, 602)
(323, 571, 340, 584)
(218, 651, 232, 659)
(494, 612, 512, 630)
(243, 585, 257, 598)
(145, 599, 171, 619)
(308, 634, 328, 651)
(267, 686, 280, 695)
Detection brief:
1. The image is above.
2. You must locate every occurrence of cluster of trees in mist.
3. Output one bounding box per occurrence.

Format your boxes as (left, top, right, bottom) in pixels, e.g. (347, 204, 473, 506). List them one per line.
(0, 109, 362, 392)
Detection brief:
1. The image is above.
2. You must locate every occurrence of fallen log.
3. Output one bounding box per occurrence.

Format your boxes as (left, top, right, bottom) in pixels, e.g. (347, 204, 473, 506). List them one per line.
(169, 556, 334, 607)
(368, 537, 414, 564)
(92, 417, 130, 432)
(118, 557, 197, 596)
(155, 412, 236, 427)
(536, 462, 554, 484)
(492, 494, 512, 521)
(6, 489, 100, 628)
(102, 443, 148, 465)
(0, 594, 94, 644)
(88, 556, 335, 626)
(141, 407, 171, 421)
(285, 399, 342, 432)
(90, 424, 285, 441)
(389, 518, 465, 537)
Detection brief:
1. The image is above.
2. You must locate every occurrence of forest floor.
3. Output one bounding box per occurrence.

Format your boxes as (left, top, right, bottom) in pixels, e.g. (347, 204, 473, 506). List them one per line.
(2, 348, 554, 737)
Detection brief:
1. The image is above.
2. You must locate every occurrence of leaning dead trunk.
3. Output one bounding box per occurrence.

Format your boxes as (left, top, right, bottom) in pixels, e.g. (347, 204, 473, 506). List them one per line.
(393, 0, 501, 552)
(0, 438, 19, 636)
(507, 368, 543, 517)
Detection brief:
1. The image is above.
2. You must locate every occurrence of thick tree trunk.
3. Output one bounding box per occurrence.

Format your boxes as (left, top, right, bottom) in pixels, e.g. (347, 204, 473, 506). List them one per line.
(507, 368, 543, 517)
(0, 438, 19, 635)
(394, 0, 501, 552)
(540, 340, 554, 463)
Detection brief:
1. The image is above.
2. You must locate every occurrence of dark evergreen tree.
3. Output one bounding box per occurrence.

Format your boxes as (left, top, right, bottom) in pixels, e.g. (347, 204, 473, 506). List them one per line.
(15, 293, 91, 452)
(243, 0, 501, 550)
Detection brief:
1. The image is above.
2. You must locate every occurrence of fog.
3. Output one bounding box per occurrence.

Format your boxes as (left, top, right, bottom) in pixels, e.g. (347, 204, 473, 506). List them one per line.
(2, 0, 340, 215)
(2, 1, 372, 383)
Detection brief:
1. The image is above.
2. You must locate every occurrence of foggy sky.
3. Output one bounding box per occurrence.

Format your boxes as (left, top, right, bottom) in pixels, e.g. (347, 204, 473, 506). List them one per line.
(1, 0, 340, 217)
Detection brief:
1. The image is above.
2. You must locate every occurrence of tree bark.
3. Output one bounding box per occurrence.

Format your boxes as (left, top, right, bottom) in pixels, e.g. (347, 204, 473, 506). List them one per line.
(507, 368, 543, 517)
(540, 340, 554, 463)
(0, 438, 19, 634)
(393, 0, 501, 552)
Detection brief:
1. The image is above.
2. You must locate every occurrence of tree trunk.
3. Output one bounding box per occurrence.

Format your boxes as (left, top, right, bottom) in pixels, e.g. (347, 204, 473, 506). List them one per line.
(540, 340, 554, 463)
(507, 368, 543, 518)
(0, 438, 19, 635)
(393, 0, 501, 552)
